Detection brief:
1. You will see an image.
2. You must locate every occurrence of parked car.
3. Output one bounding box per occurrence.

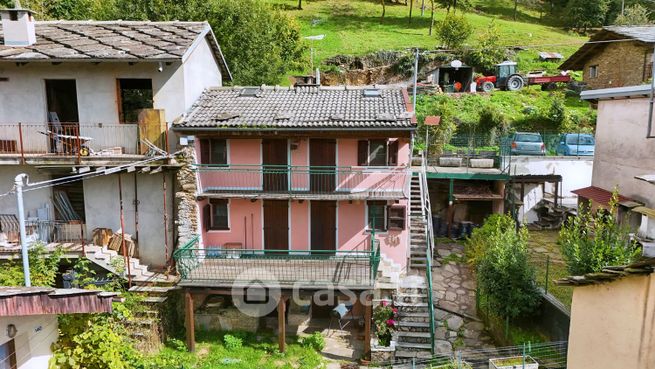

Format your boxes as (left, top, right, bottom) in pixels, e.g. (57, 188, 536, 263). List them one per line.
(510, 132, 545, 155)
(556, 133, 595, 156)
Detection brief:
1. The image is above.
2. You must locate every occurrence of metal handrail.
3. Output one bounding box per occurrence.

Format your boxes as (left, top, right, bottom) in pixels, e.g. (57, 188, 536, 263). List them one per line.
(418, 162, 436, 354)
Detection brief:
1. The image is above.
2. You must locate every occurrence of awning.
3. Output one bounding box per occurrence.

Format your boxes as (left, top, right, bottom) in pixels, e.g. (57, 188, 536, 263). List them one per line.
(634, 206, 655, 218)
(571, 186, 642, 208)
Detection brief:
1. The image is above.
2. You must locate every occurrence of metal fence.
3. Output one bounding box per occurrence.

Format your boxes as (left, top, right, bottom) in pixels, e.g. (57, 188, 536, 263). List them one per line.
(0, 218, 85, 245)
(195, 164, 410, 199)
(173, 235, 381, 288)
(428, 134, 512, 172)
(384, 341, 568, 368)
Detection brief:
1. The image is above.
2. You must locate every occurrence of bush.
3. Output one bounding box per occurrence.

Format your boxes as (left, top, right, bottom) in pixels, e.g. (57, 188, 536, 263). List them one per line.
(466, 214, 516, 268)
(372, 301, 398, 346)
(464, 20, 506, 74)
(559, 192, 641, 275)
(0, 242, 62, 287)
(436, 14, 473, 50)
(299, 331, 325, 352)
(475, 214, 541, 320)
(223, 334, 243, 350)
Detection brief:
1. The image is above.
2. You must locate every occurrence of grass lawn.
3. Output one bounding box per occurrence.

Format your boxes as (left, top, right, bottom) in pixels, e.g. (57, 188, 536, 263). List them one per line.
(268, 0, 585, 69)
(526, 230, 573, 310)
(147, 331, 326, 369)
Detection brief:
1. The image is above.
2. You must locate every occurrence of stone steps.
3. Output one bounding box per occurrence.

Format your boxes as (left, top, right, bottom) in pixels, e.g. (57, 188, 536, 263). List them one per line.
(85, 245, 176, 286)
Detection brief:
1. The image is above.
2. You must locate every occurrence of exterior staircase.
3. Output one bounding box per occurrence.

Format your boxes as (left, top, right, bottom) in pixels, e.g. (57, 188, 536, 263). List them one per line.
(84, 245, 177, 286)
(393, 171, 436, 361)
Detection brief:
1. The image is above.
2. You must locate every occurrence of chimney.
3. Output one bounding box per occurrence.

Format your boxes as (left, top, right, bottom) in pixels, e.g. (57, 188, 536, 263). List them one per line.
(1, 0, 36, 47)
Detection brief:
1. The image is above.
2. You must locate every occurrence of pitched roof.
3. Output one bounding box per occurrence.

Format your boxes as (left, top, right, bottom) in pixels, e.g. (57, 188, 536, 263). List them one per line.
(175, 85, 416, 130)
(560, 26, 655, 70)
(0, 287, 115, 316)
(0, 20, 231, 80)
(572, 186, 641, 208)
(557, 258, 655, 286)
(580, 84, 652, 101)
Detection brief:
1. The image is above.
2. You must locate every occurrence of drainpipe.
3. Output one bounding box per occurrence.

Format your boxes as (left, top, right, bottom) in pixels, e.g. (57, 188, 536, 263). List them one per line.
(648, 45, 655, 138)
(412, 48, 419, 113)
(15, 173, 31, 287)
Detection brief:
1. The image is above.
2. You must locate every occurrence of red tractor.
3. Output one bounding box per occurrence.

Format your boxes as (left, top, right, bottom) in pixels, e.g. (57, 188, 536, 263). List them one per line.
(475, 61, 571, 93)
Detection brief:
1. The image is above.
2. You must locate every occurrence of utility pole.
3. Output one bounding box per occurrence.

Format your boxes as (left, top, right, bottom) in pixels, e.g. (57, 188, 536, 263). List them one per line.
(412, 48, 419, 112)
(15, 173, 31, 287)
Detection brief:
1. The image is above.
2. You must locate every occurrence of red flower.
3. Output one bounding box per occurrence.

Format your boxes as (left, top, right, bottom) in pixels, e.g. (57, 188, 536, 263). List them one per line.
(392, 308, 398, 313)
(381, 300, 388, 307)
(386, 319, 396, 326)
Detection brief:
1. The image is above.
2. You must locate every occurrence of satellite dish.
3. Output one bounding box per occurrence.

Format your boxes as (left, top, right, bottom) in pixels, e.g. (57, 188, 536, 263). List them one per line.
(450, 60, 463, 70)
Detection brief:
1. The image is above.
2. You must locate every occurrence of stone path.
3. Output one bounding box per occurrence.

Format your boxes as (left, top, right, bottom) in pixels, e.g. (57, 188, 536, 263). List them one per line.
(431, 242, 495, 353)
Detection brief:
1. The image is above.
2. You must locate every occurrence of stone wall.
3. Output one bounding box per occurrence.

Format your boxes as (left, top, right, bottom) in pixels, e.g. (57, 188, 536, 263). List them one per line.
(175, 146, 199, 246)
(583, 41, 651, 89)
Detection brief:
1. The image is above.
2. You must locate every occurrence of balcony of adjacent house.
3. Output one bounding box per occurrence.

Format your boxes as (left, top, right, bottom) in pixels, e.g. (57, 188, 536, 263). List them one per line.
(173, 235, 381, 290)
(196, 164, 411, 200)
(0, 215, 87, 259)
(421, 133, 512, 177)
(0, 121, 170, 165)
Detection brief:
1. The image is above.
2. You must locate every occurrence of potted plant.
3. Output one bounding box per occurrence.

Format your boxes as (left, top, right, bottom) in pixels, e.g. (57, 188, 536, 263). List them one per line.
(372, 301, 398, 348)
(489, 356, 538, 369)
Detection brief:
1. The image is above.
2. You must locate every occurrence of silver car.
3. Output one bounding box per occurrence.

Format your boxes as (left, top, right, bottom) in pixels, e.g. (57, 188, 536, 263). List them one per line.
(510, 132, 545, 155)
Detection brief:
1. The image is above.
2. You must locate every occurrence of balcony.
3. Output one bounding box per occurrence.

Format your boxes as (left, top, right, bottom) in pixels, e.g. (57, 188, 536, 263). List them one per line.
(195, 164, 410, 200)
(424, 134, 512, 178)
(174, 236, 381, 289)
(0, 216, 87, 258)
(0, 122, 168, 165)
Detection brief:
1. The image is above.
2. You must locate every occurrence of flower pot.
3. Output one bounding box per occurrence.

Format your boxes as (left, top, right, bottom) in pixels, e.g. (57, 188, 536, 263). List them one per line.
(489, 356, 539, 369)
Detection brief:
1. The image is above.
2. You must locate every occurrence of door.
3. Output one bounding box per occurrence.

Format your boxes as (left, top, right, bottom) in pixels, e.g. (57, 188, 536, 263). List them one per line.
(262, 139, 288, 192)
(263, 200, 289, 251)
(309, 139, 336, 192)
(311, 201, 336, 252)
(45, 79, 80, 154)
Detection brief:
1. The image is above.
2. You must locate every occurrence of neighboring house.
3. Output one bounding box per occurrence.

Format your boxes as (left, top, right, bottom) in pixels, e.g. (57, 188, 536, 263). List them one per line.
(577, 85, 655, 239)
(558, 259, 655, 369)
(171, 85, 422, 356)
(560, 26, 655, 90)
(0, 5, 230, 275)
(0, 287, 114, 368)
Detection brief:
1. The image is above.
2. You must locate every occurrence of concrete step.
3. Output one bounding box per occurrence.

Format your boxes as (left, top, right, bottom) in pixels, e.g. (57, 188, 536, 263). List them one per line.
(397, 321, 431, 329)
(395, 342, 433, 350)
(397, 331, 432, 338)
(143, 296, 167, 304)
(395, 350, 434, 359)
(128, 286, 176, 295)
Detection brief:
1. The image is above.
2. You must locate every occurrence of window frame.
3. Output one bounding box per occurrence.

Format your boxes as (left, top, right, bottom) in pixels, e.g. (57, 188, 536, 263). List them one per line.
(200, 138, 229, 166)
(357, 139, 399, 167)
(116, 78, 154, 124)
(366, 200, 388, 232)
(208, 199, 230, 231)
(588, 65, 599, 79)
(387, 205, 406, 230)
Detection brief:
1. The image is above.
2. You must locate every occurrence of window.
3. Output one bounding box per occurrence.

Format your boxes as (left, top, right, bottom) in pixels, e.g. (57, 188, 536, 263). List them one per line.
(357, 139, 399, 166)
(200, 139, 228, 165)
(118, 79, 153, 123)
(388, 205, 406, 230)
(589, 65, 598, 79)
(204, 199, 229, 231)
(0, 339, 16, 369)
(367, 201, 387, 232)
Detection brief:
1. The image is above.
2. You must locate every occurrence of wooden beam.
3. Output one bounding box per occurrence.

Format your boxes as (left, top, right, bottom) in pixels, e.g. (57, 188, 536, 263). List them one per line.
(363, 292, 372, 360)
(278, 296, 286, 353)
(185, 290, 196, 352)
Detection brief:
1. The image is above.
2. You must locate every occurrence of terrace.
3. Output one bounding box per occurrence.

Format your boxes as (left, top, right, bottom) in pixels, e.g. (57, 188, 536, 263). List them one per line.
(195, 164, 410, 200)
(0, 122, 169, 165)
(174, 236, 381, 289)
(425, 134, 512, 179)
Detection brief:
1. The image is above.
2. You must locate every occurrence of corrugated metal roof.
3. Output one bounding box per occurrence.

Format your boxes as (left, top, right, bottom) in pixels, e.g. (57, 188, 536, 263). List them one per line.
(580, 84, 652, 101)
(571, 186, 639, 207)
(0, 287, 115, 316)
(538, 52, 563, 60)
(175, 85, 416, 130)
(0, 20, 231, 80)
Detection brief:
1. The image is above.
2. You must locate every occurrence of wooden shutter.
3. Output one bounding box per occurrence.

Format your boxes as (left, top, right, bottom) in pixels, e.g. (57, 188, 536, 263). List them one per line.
(200, 139, 210, 164)
(203, 203, 211, 231)
(357, 140, 368, 166)
(388, 140, 398, 166)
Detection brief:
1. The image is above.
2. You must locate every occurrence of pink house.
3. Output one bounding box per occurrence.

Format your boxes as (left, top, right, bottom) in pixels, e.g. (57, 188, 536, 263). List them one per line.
(172, 85, 416, 353)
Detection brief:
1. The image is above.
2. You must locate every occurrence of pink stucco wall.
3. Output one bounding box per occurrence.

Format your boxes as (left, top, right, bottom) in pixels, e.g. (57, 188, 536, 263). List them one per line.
(290, 200, 309, 250)
(200, 198, 263, 250)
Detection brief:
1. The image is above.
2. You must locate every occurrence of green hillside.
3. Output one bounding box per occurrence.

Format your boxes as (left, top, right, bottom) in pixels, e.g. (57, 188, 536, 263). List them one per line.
(270, 0, 586, 70)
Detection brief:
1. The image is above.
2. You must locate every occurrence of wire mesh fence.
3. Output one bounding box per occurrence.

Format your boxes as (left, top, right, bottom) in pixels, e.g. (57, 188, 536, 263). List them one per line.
(380, 341, 568, 368)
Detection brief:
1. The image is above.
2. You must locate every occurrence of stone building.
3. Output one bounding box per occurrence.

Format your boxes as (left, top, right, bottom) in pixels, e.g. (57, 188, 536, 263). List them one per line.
(560, 26, 655, 90)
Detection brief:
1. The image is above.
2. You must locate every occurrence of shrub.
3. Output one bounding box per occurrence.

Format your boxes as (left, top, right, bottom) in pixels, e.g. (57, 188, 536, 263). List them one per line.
(464, 20, 506, 74)
(466, 214, 517, 268)
(559, 191, 641, 275)
(299, 331, 325, 352)
(475, 214, 541, 320)
(436, 14, 473, 50)
(223, 334, 243, 350)
(0, 242, 62, 287)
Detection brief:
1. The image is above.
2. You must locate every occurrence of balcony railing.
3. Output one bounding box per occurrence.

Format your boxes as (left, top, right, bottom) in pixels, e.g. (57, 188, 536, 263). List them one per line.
(0, 216, 86, 252)
(195, 164, 410, 199)
(0, 122, 168, 161)
(428, 134, 511, 172)
(174, 235, 381, 288)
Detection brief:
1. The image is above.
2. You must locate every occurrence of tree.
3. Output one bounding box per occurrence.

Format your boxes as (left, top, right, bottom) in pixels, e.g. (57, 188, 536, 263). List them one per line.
(464, 20, 506, 74)
(565, 0, 610, 32)
(436, 14, 473, 49)
(474, 214, 541, 320)
(614, 4, 652, 25)
(381, 0, 386, 20)
(94, 0, 307, 85)
(559, 191, 641, 275)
